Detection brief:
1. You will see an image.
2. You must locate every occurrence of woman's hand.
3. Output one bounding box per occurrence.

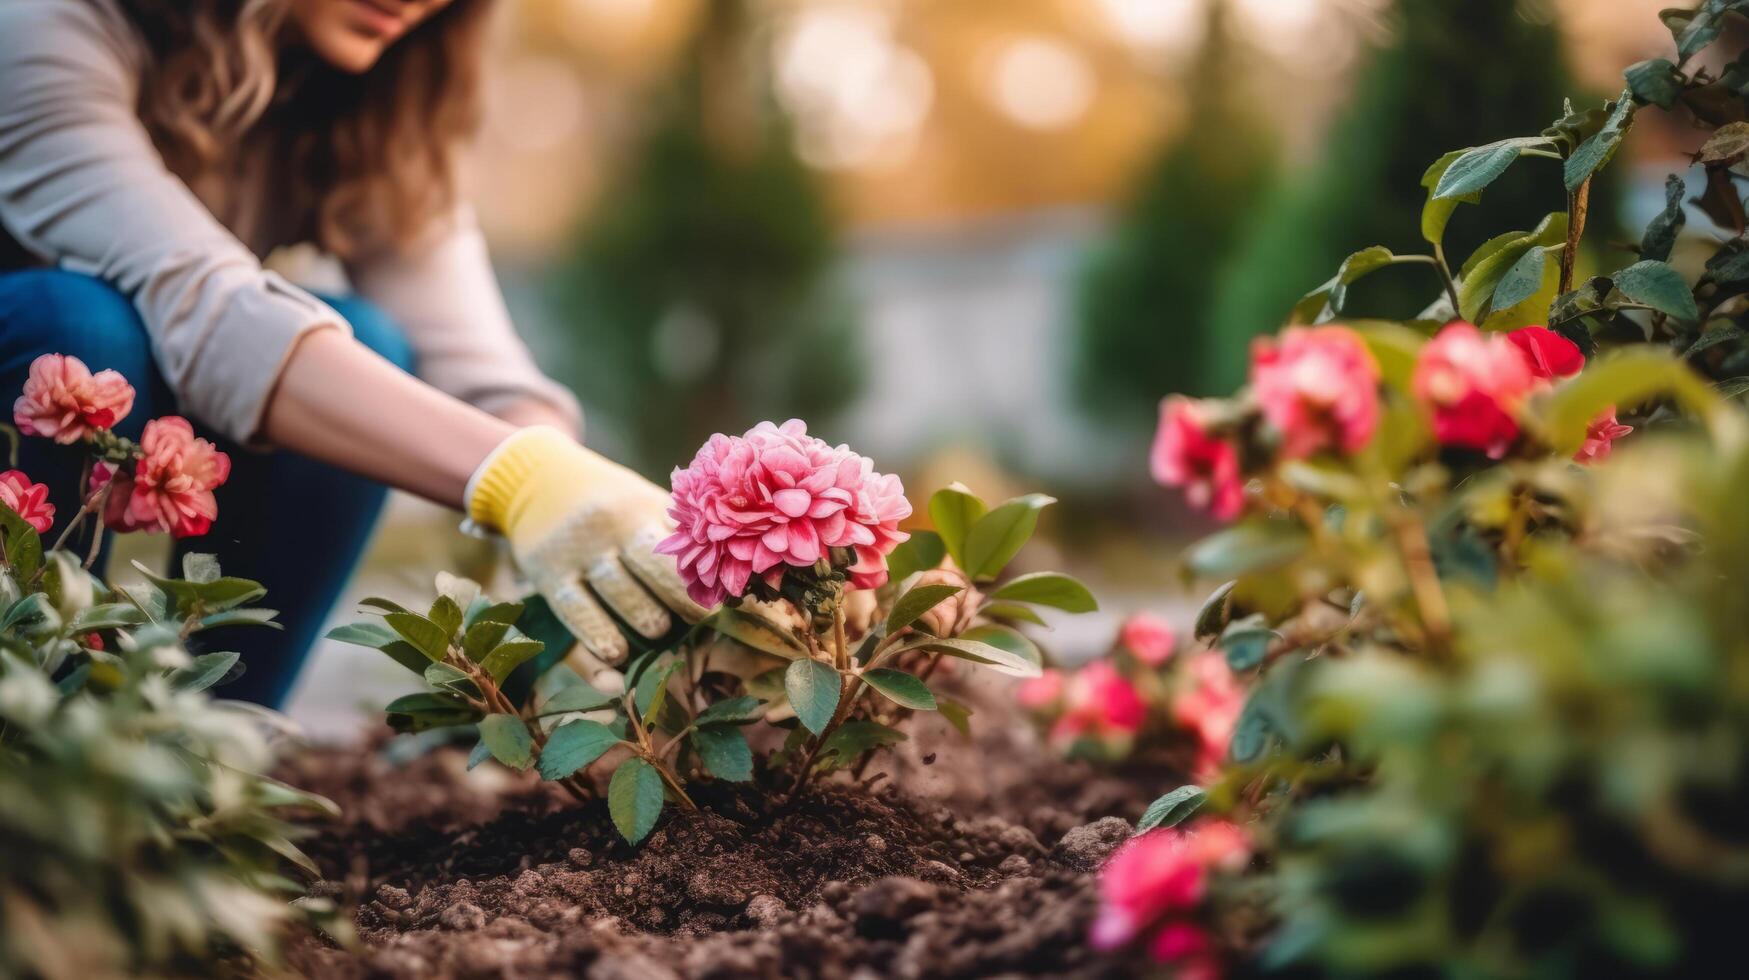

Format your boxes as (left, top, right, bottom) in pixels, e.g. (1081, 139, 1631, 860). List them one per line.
(466, 426, 707, 675)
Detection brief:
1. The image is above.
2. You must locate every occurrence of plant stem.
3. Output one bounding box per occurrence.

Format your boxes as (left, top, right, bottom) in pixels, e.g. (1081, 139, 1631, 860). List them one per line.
(1559, 177, 1591, 296)
(1431, 243, 1463, 316)
(1385, 501, 1451, 657)
(81, 486, 111, 570)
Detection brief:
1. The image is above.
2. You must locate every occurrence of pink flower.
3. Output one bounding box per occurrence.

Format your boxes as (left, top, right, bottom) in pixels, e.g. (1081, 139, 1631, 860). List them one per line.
(1017, 668, 1065, 709)
(1120, 612, 1177, 667)
(0, 470, 54, 533)
(1051, 660, 1148, 748)
(1151, 398, 1244, 521)
(1249, 326, 1380, 458)
(1174, 654, 1244, 781)
(102, 417, 230, 538)
(655, 420, 911, 608)
(12, 354, 135, 444)
(1148, 923, 1222, 979)
(1505, 326, 1583, 382)
(1411, 322, 1535, 458)
(1090, 822, 1251, 955)
(1575, 408, 1633, 463)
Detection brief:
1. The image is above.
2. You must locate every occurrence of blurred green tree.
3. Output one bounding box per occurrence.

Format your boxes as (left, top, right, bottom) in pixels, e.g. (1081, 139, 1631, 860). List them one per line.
(1073, 0, 1277, 420)
(1203, 0, 1605, 390)
(548, 0, 859, 476)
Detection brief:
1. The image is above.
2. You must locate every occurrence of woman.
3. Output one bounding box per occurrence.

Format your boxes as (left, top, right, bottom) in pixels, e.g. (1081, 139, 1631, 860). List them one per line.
(0, 0, 701, 706)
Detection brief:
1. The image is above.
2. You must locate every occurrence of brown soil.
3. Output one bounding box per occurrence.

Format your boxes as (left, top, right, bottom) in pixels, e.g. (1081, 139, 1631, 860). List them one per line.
(280, 675, 1170, 979)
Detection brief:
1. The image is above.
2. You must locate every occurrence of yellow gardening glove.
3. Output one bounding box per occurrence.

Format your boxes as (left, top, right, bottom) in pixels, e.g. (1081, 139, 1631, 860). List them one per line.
(466, 427, 706, 679)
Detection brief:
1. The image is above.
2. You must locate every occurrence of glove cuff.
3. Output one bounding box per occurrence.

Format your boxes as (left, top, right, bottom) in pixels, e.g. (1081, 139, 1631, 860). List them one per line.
(465, 425, 574, 532)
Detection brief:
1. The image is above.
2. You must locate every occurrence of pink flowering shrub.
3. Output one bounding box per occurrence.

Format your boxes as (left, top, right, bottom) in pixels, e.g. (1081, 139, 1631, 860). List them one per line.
(12, 354, 135, 444)
(100, 417, 230, 538)
(656, 419, 911, 608)
(1090, 822, 1250, 974)
(1151, 398, 1245, 521)
(1250, 326, 1380, 458)
(0, 470, 54, 533)
(1410, 322, 1535, 458)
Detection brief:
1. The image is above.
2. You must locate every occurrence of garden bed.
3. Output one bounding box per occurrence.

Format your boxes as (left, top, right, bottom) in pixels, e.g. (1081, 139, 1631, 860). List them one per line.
(279, 685, 1163, 979)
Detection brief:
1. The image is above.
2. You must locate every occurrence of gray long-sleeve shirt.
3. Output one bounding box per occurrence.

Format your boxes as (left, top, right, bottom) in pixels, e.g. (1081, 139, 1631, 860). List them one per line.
(0, 0, 582, 443)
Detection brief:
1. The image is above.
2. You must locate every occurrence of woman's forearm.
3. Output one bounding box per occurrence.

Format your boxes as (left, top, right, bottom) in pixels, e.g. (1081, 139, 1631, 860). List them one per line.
(261, 328, 517, 507)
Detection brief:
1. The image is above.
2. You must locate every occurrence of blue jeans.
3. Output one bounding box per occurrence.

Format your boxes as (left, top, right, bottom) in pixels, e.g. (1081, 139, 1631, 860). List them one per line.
(0, 269, 414, 707)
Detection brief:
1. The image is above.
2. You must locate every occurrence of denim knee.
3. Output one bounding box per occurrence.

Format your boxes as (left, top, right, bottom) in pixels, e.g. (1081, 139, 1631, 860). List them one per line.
(0, 269, 156, 383)
(321, 295, 415, 374)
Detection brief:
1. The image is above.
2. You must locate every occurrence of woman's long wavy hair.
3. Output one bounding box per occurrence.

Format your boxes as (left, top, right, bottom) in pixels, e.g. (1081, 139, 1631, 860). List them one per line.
(116, 0, 493, 258)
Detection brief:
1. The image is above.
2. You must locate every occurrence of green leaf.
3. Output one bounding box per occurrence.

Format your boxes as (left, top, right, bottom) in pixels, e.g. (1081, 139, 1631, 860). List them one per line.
(1229, 695, 1274, 763)
(181, 553, 221, 584)
(169, 650, 240, 693)
(537, 720, 619, 780)
(963, 493, 1055, 581)
(939, 698, 974, 736)
(979, 602, 1049, 627)
(358, 597, 411, 615)
(706, 606, 806, 660)
(1564, 91, 1635, 192)
(0, 504, 43, 582)
(634, 659, 681, 720)
(385, 612, 449, 662)
(326, 621, 398, 649)
(1292, 246, 1401, 323)
(537, 683, 617, 716)
(1136, 786, 1208, 833)
(1491, 245, 1550, 313)
(1352, 321, 1426, 392)
(384, 692, 479, 733)
(887, 582, 963, 634)
(1219, 616, 1277, 672)
(196, 607, 280, 631)
(1667, 0, 1738, 60)
(478, 713, 535, 771)
(423, 662, 479, 697)
(1185, 521, 1309, 579)
(1192, 581, 1237, 642)
(928, 484, 986, 569)
(465, 600, 525, 630)
(1456, 213, 1567, 322)
(1433, 137, 1551, 200)
(863, 668, 937, 710)
(480, 630, 544, 682)
(692, 726, 753, 781)
(785, 658, 841, 734)
(1420, 150, 1479, 246)
(903, 635, 1040, 678)
(1613, 259, 1699, 323)
(467, 739, 492, 771)
(69, 602, 147, 632)
(885, 529, 946, 583)
(695, 695, 764, 726)
(428, 595, 463, 640)
(608, 757, 665, 844)
(960, 623, 1042, 668)
(461, 620, 510, 663)
(1643, 176, 1687, 264)
(816, 720, 907, 771)
(1537, 347, 1723, 454)
(1626, 58, 1685, 109)
(987, 572, 1096, 613)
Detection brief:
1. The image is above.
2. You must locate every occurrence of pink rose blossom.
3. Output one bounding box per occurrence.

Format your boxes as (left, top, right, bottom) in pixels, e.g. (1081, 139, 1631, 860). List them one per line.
(1505, 326, 1583, 382)
(102, 417, 230, 538)
(1575, 408, 1633, 463)
(0, 470, 54, 533)
(1051, 660, 1148, 747)
(1090, 822, 1251, 956)
(1017, 668, 1066, 709)
(12, 354, 135, 444)
(1411, 322, 1535, 458)
(1249, 326, 1380, 458)
(1120, 612, 1177, 667)
(1151, 397, 1244, 521)
(655, 420, 911, 608)
(1174, 653, 1244, 781)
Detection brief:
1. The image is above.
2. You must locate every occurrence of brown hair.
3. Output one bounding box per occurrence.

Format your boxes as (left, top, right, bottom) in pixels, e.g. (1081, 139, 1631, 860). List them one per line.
(115, 0, 493, 258)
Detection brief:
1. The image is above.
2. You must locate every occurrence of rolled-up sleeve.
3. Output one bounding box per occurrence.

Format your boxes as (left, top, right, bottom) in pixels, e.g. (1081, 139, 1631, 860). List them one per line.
(346, 207, 583, 434)
(0, 0, 348, 443)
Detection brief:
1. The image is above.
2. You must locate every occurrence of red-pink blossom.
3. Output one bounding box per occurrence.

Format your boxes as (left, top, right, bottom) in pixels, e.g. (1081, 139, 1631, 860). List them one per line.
(12, 354, 135, 444)
(102, 417, 230, 538)
(1249, 326, 1380, 458)
(1051, 660, 1148, 748)
(1017, 668, 1066, 709)
(1575, 408, 1633, 463)
(1120, 612, 1177, 667)
(1411, 322, 1535, 458)
(0, 470, 54, 533)
(1174, 653, 1244, 781)
(1151, 398, 1244, 521)
(1091, 822, 1251, 958)
(1506, 326, 1583, 382)
(655, 420, 911, 608)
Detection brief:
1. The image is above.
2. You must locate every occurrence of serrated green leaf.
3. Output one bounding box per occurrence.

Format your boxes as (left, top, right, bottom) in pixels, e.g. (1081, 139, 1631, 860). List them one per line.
(695, 695, 764, 726)
(465, 600, 525, 630)
(1626, 57, 1684, 109)
(1613, 259, 1699, 323)
(887, 582, 963, 634)
(385, 612, 449, 661)
(429, 595, 463, 639)
(987, 572, 1096, 613)
(538, 720, 619, 780)
(478, 713, 535, 770)
(693, 726, 753, 781)
(634, 658, 681, 719)
(537, 683, 617, 716)
(863, 668, 937, 710)
(928, 484, 986, 568)
(608, 757, 665, 844)
(481, 631, 544, 682)
(785, 659, 841, 734)
(1564, 91, 1634, 192)
(1433, 137, 1551, 200)
(1136, 786, 1207, 833)
(462, 620, 509, 663)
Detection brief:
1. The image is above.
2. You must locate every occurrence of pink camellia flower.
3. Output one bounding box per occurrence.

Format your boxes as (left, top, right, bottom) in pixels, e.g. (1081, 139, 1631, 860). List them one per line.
(12, 354, 135, 444)
(1148, 922, 1222, 980)
(1249, 325, 1380, 458)
(1411, 322, 1536, 458)
(1051, 660, 1148, 748)
(102, 417, 230, 538)
(1174, 653, 1245, 781)
(1090, 822, 1251, 959)
(1120, 612, 1177, 667)
(1016, 668, 1066, 710)
(1151, 397, 1244, 521)
(656, 420, 912, 608)
(1575, 408, 1633, 464)
(1505, 326, 1583, 382)
(0, 470, 54, 533)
